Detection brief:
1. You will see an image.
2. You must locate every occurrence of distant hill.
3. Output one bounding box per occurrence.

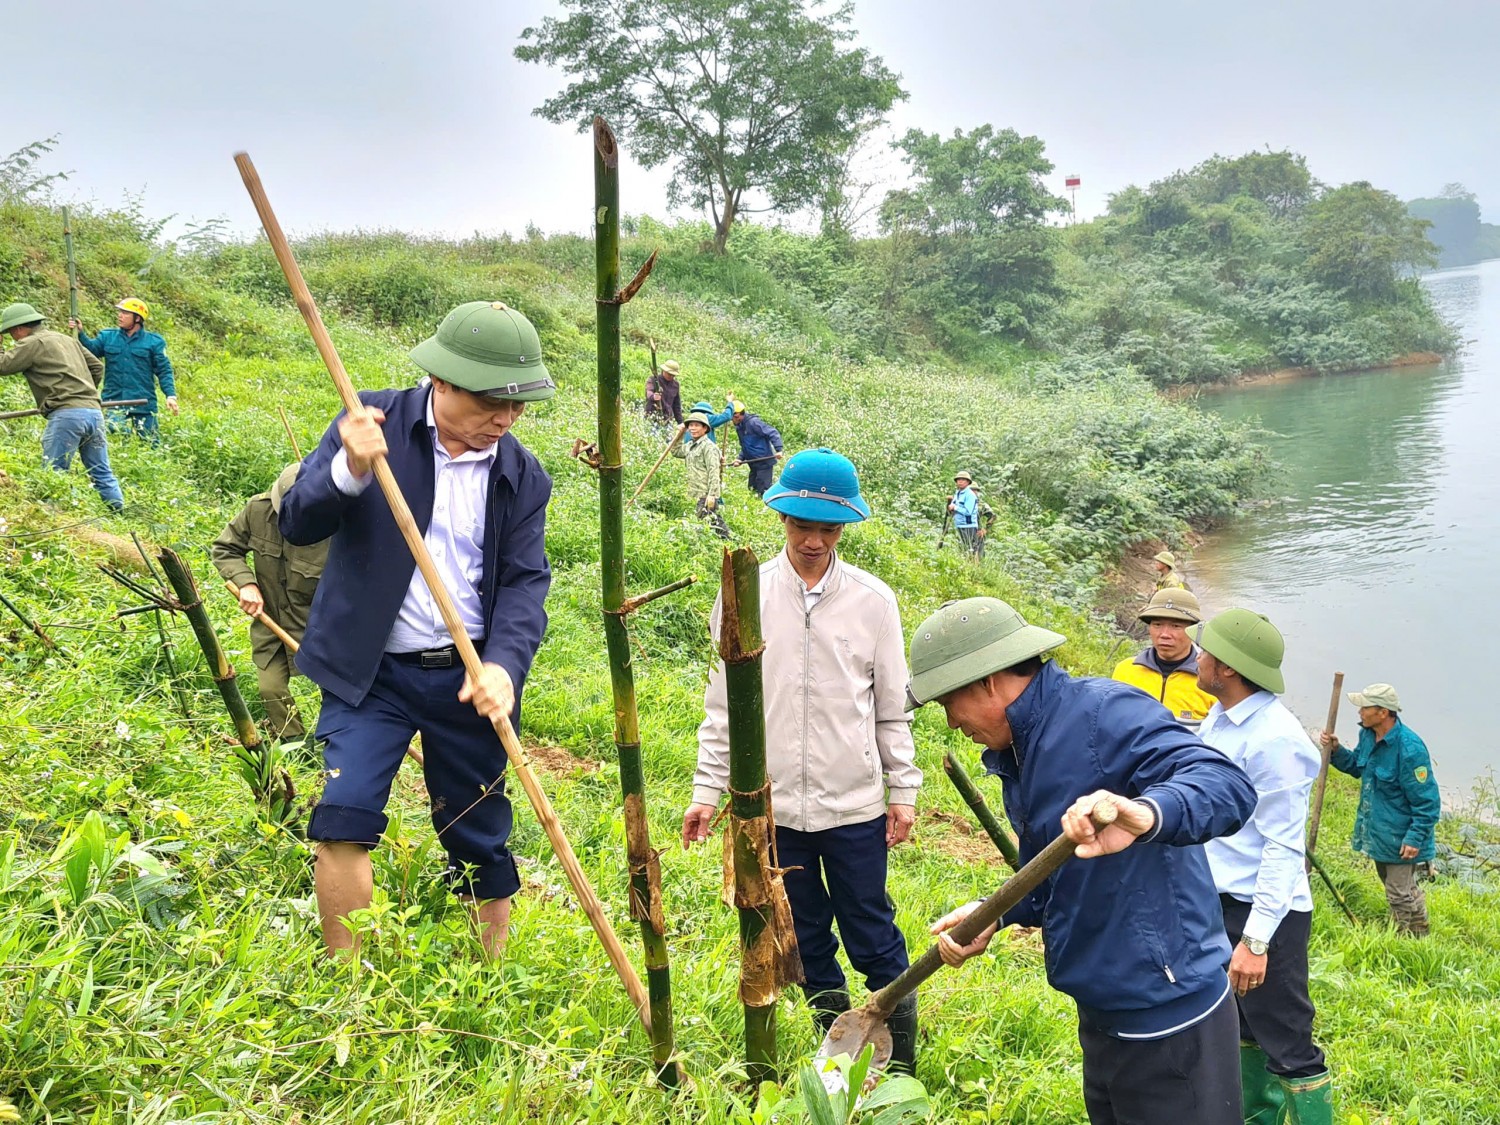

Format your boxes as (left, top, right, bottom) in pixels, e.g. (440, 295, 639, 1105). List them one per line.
(1408, 187, 1500, 267)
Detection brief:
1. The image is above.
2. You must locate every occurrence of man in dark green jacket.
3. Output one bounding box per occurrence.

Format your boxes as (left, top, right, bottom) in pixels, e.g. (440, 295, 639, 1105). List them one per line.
(72, 297, 176, 442)
(0, 302, 124, 509)
(1319, 683, 1440, 936)
(211, 463, 329, 740)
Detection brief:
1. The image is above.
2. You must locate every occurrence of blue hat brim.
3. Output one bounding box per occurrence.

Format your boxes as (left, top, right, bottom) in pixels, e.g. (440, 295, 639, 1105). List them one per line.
(763, 488, 870, 524)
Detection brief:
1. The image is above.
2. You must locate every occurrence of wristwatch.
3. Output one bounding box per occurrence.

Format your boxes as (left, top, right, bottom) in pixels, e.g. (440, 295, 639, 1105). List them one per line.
(1241, 936, 1269, 956)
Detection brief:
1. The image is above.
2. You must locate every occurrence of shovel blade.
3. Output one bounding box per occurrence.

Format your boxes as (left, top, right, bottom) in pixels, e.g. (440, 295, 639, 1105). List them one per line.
(816, 1007, 892, 1073)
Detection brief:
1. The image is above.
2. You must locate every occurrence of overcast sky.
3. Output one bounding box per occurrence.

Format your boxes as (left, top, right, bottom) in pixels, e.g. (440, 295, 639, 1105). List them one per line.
(15, 0, 1498, 241)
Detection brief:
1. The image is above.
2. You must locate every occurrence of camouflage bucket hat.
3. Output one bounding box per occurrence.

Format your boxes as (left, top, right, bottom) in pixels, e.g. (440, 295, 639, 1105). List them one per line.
(906, 597, 1065, 711)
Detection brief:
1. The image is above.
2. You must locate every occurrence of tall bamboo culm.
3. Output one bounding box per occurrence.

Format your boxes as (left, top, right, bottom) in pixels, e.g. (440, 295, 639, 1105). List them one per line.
(942, 750, 1020, 870)
(63, 207, 80, 337)
(593, 116, 679, 1088)
(156, 548, 295, 825)
(721, 547, 802, 1082)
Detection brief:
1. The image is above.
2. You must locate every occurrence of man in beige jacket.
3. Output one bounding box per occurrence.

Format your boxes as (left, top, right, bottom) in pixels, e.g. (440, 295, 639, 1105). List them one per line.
(683, 447, 923, 1072)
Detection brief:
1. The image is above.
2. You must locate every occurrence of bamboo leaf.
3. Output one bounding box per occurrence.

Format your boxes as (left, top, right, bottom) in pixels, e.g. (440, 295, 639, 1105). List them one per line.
(333, 1027, 351, 1068)
(76, 962, 94, 1019)
(798, 1061, 840, 1125)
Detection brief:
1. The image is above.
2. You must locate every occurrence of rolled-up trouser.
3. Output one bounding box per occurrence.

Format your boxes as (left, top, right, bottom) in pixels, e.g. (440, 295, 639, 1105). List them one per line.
(1374, 861, 1428, 933)
(309, 652, 520, 900)
(40, 407, 124, 509)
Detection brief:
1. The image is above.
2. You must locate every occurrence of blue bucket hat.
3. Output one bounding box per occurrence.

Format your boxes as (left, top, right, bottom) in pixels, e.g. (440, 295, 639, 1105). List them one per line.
(763, 448, 870, 524)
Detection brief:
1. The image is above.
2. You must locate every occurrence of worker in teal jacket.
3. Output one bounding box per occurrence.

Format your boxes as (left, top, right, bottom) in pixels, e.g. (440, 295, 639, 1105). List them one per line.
(72, 297, 176, 441)
(1320, 683, 1440, 936)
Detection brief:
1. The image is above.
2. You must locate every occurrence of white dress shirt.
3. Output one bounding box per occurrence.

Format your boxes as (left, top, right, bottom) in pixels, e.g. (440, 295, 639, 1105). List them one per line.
(1201, 691, 1318, 944)
(331, 392, 494, 652)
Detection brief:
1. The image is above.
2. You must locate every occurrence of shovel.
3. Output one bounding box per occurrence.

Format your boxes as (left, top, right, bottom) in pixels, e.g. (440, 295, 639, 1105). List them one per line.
(818, 798, 1117, 1071)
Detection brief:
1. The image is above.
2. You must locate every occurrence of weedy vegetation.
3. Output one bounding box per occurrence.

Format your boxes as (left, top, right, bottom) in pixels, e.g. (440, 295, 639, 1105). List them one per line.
(0, 171, 1495, 1123)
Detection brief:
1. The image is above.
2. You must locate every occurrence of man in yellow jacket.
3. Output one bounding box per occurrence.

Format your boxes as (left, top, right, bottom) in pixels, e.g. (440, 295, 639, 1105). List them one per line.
(1112, 587, 1216, 730)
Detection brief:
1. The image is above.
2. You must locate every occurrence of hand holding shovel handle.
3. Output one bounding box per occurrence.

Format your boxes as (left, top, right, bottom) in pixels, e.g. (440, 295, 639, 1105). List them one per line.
(819, 798, 1117, 1069)
(234, 153, 653, 1034)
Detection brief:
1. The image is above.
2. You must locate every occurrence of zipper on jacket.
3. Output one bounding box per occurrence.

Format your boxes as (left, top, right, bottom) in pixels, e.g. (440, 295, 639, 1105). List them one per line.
(1164, 964, 1176, 983)
(801, 604, 812, 828)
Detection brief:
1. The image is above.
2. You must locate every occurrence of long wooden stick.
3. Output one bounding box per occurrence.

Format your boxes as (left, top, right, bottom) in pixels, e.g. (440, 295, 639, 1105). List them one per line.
(233, 152, 653, 1035)
(223, 579, 421, 765)
(0, 398, 147, 422)
(276, 405, 304, 459)
(1306, 671, 1343, 866)
(626, 425, 686, 509)
(64, 206, 80, 337)
(942, 751, 1020, 870)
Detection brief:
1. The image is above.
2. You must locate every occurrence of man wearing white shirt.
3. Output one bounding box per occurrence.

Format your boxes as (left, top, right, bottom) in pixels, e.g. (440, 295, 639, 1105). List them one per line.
(281, 301, 556, 961)
(1196, 609, 1332, 1125)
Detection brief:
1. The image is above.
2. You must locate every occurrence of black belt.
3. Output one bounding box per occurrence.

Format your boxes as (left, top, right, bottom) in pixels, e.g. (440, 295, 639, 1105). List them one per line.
(388, 645, 465, 669)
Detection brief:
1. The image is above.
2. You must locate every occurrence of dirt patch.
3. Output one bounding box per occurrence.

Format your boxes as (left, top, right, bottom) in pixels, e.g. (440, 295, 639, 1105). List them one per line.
(523, 742, 601, 778)
(1094, 536, 1204, 648)
(1164, 351, 1446, 399)
(921, 808, 1008, 867)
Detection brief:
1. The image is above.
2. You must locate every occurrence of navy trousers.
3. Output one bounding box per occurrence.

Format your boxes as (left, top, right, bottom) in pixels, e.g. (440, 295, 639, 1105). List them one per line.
(775, 814, 910, 996)
(310, 654, 520, 900)
(747, 460, 775, 496)
(1219, 894, 1326, 1077)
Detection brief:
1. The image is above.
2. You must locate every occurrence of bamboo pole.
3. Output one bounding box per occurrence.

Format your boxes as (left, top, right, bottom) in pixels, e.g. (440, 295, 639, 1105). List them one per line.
(1306, 671, 1343, 867)
(626, 425, 686, 509)
(593, 118, 680, 1087)
(0, 399, 148, 422)
(157, 548, 296, 824)
(276, 405, 304, 459)
(0, 586, 66, 656)
(233, 151, 658, 1050)
(722, 546, 801, 1083)
(64, 206, 80, 337)
(942, 751, 1020, 870)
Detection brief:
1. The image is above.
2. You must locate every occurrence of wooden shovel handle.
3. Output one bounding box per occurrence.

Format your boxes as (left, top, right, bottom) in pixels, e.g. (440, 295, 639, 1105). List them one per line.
(868, 798, 1117, 1018)
(1305, 671, 1343, 863)
(233, 153, 652, 1032)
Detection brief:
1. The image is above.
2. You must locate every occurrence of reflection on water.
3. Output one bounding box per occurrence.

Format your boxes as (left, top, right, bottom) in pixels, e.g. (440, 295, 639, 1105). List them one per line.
(1194, 260, 1497, 794)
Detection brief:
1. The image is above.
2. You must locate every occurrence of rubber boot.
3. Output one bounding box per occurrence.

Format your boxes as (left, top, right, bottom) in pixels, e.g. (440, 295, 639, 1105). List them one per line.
(805, 986, 850, 1037)
(886, 994, 918, 1076)
(1239, 1043, 1285, 1125)
(1277, 1069, 1333, 1125)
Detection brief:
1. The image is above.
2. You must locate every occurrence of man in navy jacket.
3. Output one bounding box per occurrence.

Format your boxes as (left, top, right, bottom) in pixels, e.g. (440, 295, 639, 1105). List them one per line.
(281, 301, 555, 959)
(909, 597, 1256, 1125)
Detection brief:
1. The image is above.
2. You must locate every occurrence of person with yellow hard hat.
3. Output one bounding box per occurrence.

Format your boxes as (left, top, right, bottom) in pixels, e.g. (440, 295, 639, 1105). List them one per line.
(71, 297, 177, 442)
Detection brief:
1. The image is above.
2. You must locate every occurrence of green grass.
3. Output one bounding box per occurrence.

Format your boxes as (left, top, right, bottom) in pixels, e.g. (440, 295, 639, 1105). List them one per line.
(0, 197, 1495, 1123)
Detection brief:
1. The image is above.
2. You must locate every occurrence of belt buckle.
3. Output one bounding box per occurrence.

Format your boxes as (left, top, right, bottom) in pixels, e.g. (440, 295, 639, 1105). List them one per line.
(420, 648, 453, 669)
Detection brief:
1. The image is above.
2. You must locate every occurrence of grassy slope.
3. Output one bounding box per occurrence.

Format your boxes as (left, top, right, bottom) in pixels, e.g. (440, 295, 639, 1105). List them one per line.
(1, 201, 1497, 1124)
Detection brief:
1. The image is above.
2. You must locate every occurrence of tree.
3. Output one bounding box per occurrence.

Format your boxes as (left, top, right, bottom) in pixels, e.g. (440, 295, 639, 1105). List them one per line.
(1408, 186, 1482, 267)
(1301, 182, 1437, 300)
(1189, 150, 1315, 217)
(516, 0, 904, 254)
(877, 125, 1067, 342)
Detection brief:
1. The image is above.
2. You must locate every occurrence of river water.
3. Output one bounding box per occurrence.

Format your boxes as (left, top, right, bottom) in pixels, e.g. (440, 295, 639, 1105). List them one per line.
(1192, 259, 1499, 798)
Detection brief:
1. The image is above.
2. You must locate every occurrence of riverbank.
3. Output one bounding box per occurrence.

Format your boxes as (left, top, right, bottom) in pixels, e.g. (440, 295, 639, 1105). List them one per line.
(1166, 350, 1447, 398)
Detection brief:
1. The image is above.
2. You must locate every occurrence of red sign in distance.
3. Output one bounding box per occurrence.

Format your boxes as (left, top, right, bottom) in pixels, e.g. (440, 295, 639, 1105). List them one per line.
(1065, 176, 1081, 188)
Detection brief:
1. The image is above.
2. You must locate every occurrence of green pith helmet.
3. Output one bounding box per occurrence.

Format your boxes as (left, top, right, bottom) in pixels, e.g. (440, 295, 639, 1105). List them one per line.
(1138, 587, 1202, 624)
(685, 411, 712, 428)
(1153, 550, 1177, 568)
(763, 447, 870, 524)
(269, 462, 301, 515)
(1197, 608, 1285, 694)
(954, 471, 973, 484)
(906, 597, 1066, 711)
(0, 302, 45, 332)
(409, 301, 556, 401)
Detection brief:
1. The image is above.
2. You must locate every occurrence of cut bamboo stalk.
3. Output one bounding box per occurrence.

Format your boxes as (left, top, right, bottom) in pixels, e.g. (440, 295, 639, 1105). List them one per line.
(594, 117, 681, 1088)
(722, 546, 802, 1083)
(0, 399, 148, 422)
(276, 405, 303, 459)
(64, 206, 80, 336)
(942, 751, 1020, 870)
(233, 150, 659, 1055)
(158, 548, 295, 824)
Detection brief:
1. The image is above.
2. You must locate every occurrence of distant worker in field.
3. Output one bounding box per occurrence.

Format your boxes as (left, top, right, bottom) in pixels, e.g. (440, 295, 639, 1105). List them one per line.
(1319, 684, 1440, 937)
(0, 302, 124, 511)
(1196, 609, 1332, 1125)
(643, 357, 683, 433)
(684, 448, 923, 1073)
(915, 597, 1257, 1125)
(279, 299, 555, 960)
(969, 486, 997, 560)
(948, 472, 979, 555)
(71, 298, 177, 443)
(1152, 550, 1190, 592)
(689, 397, 734, 442)
(1112, 587, 1216, 731)
(729, 400, 783, 496)
(672, 410, 729, 538)
(211, 463, 330, 742)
